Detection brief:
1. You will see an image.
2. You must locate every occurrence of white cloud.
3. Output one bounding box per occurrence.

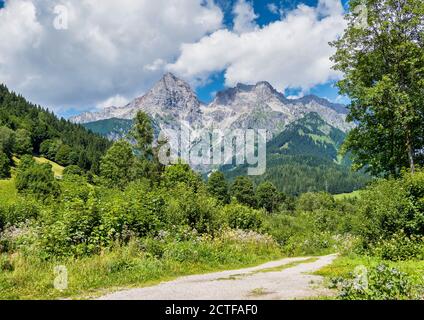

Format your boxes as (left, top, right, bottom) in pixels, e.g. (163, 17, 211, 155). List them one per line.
(232, 0, 258, 34)
(168, 0, 346, 94)
(96, 94, 129, 109)
(0, 0, 223, 113)
(267, 3, 279, 15)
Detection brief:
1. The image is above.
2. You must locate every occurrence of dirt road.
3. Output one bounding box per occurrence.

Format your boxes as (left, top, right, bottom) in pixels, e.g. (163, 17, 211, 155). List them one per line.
(98, 254, 337, 300)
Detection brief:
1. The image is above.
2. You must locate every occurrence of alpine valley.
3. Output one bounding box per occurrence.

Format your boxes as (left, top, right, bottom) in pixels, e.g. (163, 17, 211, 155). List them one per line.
(71, 73, 369, 194)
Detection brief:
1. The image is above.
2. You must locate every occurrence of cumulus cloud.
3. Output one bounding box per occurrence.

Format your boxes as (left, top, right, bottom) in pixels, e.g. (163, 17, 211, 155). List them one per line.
(168, 0, 346, 94)
(0, 0, 223, 112)
(96, 94, 128, 109)
(232, 0, 258, 34)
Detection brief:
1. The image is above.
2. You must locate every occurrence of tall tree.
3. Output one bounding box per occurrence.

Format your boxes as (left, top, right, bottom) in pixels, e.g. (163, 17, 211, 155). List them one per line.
(14, 129, 33, 156)
(207, 171, 230, 204)
(230, 176, 257, 208)
(100, 140, 135, 189)
(256, 181, 283, 213)
(131, 111, 154, 159)
(332, 0, 424, 176)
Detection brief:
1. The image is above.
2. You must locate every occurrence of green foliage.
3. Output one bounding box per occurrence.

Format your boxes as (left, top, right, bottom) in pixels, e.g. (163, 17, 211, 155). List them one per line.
(100, 140, 135, 189)
(331, 0, 424, 175)
(164, 188, 218, 234)
(15, 157, 60, 199)
(353, 170, 424, 250)
(161, 163, 202, 190)
(14, 129, 32, 156)
(296, 192, 335, 212)
(131, 111, 154, 159)
(221, 203, 264, 231)
(256, 181, 282, 213)
(0, 151, 11, 179)
(0, 84, 110, 173)
(0, 198, 39, 230)
(230, 176, 257, 207)
(371, 232, 424, 261)
(207, 171, 230, 204)
(0, 126, 15, 158)
(63, 165, 84, 176)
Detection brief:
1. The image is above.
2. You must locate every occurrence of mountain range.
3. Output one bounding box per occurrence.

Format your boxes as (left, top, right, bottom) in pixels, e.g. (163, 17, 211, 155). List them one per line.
(70, 73, 353, 139)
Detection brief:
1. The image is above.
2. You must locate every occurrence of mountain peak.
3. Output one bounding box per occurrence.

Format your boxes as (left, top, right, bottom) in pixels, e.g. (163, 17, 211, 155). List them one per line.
(161, 72, 179, 82)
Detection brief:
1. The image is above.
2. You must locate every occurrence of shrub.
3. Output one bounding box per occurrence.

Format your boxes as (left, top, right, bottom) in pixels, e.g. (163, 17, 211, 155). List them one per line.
(296, 192, 335, 212)
(207, 171, 230, 204)
(161, 163, 202, 191)
(230, 176, 257, 208)
(221, 203, 264, 231)
(371, 231, 424, 261)
(63, 165, 84, 176)
(256, 181, 283, 213)
(15, 159, 60, 199)
(0, 198, 40, 227)
(353, 171, 424, 251)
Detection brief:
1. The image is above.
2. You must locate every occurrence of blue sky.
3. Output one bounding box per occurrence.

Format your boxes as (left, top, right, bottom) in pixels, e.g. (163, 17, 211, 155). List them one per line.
(0, 0, 351, 118)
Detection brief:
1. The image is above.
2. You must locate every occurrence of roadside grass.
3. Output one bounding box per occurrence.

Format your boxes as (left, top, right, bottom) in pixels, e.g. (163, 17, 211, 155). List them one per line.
(0, 239, 283, 300)
(314, 254, 424, 287)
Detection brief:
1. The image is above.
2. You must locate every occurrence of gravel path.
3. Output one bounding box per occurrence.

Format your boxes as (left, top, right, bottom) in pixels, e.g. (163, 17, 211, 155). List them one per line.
(98, 254, 337, 300)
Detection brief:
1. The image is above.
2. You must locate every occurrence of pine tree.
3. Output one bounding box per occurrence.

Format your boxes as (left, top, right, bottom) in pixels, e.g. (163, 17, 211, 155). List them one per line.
(207, 171, 230, 204)
(230, 176, 257, 208)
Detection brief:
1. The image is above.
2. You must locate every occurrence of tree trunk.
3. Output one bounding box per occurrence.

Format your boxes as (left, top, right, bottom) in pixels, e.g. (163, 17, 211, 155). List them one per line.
(406, 130, 415, 174)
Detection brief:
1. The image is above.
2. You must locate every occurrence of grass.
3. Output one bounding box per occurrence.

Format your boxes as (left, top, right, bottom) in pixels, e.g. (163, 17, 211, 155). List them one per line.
(12, 156, 64, 178)
(0, 178, 18, 205)
(333, 190, 362, 200)
(0, 239, 283, 300)
(34, 157, 64, 177)
(256, 257, 319, 273)
(314, 254, 424, 285)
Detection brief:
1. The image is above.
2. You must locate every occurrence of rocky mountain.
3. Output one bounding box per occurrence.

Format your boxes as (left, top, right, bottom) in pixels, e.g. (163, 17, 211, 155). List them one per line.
(70, 73, 353, 139)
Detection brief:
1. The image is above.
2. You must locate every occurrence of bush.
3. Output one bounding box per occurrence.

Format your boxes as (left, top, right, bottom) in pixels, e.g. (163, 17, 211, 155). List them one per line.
(221, 203, 264, 231)
(16, 159, 60, 199)
(63, 165, 84, 176)
(371, 231, 424, 261)
(353, 171, 424, 251)
(164, 188, 218, 233)
(296, 192, 335, 212)
(161, 163, 202, 191)
(0, 198, 40, 227)
(0, 151, 11, 179)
